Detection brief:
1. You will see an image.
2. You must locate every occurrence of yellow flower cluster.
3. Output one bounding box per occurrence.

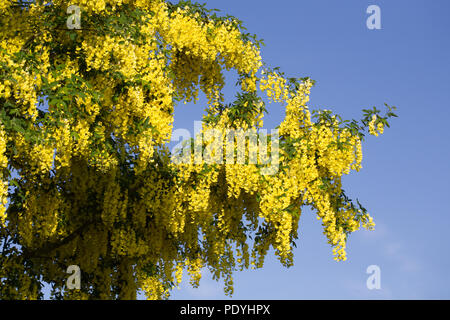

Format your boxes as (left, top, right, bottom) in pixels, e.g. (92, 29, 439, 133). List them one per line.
(140, 276, 169, 300)
(0, 124, 8, 227)
(260, 72, 290, 103)
(0, 1, 11, 12)
(369, 114, 384, 136)
(258, 72, 374, 261)
(151, 1, 262, 103)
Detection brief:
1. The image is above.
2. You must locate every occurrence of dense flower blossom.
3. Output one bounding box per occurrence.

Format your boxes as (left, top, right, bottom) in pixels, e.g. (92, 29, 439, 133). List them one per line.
(0, 0, 395, 299)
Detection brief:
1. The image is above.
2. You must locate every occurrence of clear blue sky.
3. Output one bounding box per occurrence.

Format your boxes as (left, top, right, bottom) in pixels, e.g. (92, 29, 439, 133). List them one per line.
(169, 0, 450, 299)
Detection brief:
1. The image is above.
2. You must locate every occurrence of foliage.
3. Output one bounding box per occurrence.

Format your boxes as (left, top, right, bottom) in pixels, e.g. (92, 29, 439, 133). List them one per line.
(0, 0, 396, 299)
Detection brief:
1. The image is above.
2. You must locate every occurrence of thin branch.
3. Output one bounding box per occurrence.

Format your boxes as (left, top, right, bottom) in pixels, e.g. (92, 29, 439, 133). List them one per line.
(22, 219, 101, 259)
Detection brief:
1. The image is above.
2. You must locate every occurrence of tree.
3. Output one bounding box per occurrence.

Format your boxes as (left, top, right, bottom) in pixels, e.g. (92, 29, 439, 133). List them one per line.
(0, 0, 397, 299)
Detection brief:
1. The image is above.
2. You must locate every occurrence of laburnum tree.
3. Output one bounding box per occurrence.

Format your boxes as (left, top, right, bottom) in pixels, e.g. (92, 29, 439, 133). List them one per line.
(0, 0, 397, 299)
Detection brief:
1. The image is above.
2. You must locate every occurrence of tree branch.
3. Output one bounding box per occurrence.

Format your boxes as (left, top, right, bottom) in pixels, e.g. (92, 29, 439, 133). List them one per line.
(22, 219, 101, 260)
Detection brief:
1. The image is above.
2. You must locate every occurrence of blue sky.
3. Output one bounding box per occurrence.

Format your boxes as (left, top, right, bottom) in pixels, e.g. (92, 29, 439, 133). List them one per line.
(169, 0, 450, 299)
